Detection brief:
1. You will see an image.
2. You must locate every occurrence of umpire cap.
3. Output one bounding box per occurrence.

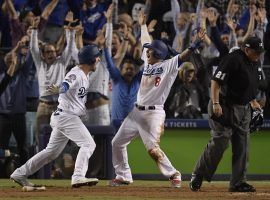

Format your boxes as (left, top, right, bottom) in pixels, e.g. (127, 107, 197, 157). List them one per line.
(143, 40, 168, 60)
(78, 44, 102, 65)
(243, 36, 264, 53)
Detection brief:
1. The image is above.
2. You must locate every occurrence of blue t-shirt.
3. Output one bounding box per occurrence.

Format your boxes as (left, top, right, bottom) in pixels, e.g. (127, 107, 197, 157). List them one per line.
(104, 48, 142, 121)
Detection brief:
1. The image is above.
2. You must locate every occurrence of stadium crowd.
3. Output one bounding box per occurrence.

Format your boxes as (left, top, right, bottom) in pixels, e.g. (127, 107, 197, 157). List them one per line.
(0, 0, 269, 177)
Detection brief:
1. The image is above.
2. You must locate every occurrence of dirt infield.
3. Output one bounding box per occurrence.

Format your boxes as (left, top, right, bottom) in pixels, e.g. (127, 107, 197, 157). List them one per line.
(1, 181, 270, 200)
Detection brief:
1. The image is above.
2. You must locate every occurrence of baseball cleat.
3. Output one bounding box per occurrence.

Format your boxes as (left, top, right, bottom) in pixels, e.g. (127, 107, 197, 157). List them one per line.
(10, 173, 35, 187)
(229, 182, 256, 192)
(71, 178, 99, 188)
(189, 174, 203, 191)
(170, 174, 181, 188)
(108, 179, 130, 187)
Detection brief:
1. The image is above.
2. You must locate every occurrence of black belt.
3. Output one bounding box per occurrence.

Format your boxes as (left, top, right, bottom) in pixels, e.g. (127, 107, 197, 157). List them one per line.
(135, 103, 155, 110)
(39, 99, 58, 105)
(56, 108, 63, 112)
(54, 107, 78, 116)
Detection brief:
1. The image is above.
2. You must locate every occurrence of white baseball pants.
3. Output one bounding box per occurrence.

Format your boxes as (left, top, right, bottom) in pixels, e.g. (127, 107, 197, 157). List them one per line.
(112, 107, 180, 182)
(12, 112, 96, 183)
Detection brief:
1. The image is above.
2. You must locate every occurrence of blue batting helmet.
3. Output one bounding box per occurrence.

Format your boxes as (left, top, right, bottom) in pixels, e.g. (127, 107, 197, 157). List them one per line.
(143, 40, 168, 60)
(78, 44, 102, 65)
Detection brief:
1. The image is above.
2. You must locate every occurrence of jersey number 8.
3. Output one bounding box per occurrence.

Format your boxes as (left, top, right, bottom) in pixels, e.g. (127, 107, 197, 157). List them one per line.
(155, 77, 161, 87)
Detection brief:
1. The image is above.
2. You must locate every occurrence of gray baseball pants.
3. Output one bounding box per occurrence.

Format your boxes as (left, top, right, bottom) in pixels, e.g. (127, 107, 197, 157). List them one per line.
(192, 101, 251, 187)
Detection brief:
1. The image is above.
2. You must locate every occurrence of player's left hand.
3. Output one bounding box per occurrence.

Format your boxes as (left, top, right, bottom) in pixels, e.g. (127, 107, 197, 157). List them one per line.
(188, 28, 206, 51)
(46, 84, 60, 94)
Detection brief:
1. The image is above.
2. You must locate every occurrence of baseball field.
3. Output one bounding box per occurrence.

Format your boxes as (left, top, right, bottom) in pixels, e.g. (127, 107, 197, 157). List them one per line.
(1, 179, 270, 199)
(1, 129, 269, 199)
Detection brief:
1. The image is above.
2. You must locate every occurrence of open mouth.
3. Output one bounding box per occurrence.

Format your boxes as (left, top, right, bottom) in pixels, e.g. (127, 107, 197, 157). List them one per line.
(146, 51, 151, 60)
(47, 57, 55, 63)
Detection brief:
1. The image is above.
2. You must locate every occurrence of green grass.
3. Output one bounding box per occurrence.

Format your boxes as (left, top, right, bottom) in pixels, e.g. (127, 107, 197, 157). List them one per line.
(127, 129, 270, 174)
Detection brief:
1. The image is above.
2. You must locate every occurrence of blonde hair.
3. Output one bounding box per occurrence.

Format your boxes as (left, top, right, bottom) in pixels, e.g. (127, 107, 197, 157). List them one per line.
(178, 62, 195, 81)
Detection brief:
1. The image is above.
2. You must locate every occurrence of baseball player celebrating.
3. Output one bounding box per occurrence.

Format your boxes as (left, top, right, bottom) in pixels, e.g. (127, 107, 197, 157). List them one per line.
(10, 45, 101, 189)
(109, 11, 205, 188)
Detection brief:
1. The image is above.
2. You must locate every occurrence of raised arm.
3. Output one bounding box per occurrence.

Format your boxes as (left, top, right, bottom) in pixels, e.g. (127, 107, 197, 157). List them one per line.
(55, 30, 66, 54)
(144, 0, 151, 20)
(29, 17, 42, 69)
(179, 28, 206, 61)
(61, 27, 76, 67)
(193, 0, 204, 29)
(112, 0, 118, 24)
(5, 52, 18, 77)
(200, 8, 211, 46)
(240, 9, 255, 44)
(75, 22, 84, 50)
(207, 9, 229, 56)
(104, 3, 114, 54)
(4, 0, 17, 19)
(226, 0, 235, 17)
(138, 10, 151, 46)
(254, 7, 267, 40)
(138, 9, 152, 66)
(41, 0, 59, 20)
(13, 36, 34, 75)
(171, 0, 181, 33)
(104, 47, 121, 81)
(114, 22, 134, 68)
(226, 17, 238, 48)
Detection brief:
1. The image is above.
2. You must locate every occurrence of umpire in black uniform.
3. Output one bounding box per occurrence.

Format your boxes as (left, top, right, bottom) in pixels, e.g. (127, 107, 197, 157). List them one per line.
(189, 36, 264, 192)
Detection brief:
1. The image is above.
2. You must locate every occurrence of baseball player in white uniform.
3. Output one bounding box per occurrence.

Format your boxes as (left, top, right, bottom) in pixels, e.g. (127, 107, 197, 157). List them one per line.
(10, 45, 102, 189)
(109, 11, 206, 188)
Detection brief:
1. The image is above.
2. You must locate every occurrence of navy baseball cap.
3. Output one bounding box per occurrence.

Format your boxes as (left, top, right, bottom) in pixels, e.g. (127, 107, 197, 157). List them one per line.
(143, 40, 168, 60)
(244, 36, 264, 53)
(78, 44, 102, 65)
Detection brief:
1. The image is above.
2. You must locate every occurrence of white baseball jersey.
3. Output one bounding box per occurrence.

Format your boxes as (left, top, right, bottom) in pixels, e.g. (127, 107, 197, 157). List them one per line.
(137, 55, 180, 106)
(58, 66, 89, 116)
(12, 65, 96, 184)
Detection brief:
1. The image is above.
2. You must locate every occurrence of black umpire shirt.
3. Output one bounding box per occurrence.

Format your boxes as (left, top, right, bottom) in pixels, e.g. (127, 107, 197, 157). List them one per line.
(212, 49, 261, 105)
